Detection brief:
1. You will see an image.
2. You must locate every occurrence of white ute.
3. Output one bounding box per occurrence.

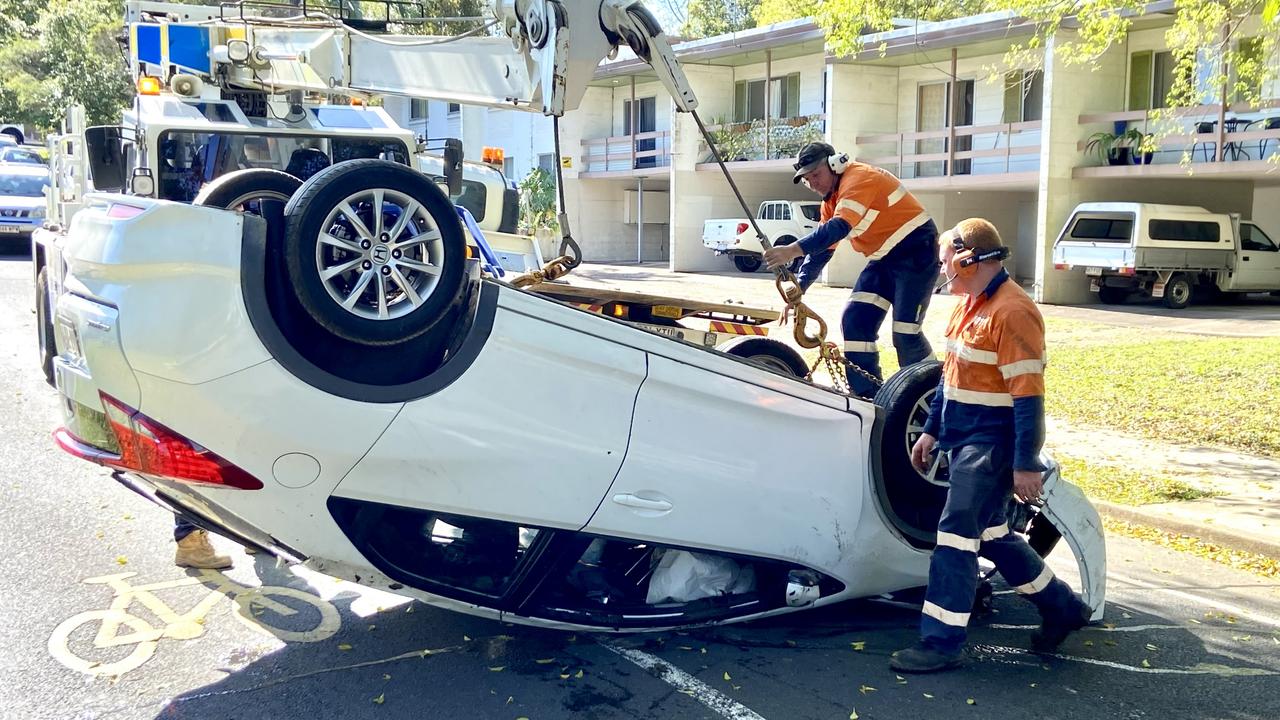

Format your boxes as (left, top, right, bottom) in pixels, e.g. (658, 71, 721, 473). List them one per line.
(703, 200, 820, 272)
(1052, 202, 1280, 309)
(45, 0, 1106, 633)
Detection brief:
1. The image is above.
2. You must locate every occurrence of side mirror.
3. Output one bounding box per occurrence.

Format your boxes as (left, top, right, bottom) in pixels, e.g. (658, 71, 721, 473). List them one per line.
(442, 138, 463, 197)
(84, 126, 128, 193)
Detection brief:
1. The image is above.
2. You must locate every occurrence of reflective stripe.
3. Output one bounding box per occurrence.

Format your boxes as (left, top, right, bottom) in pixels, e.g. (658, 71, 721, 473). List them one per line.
(945, 339, 998, 364)
(1013, 566, 1055, 595)
(868, 211, 930, 260)
(999, 359, 1046, 379)
(837, 198, 869, 216)
(980, 523, 1009, 541)
(943, 385, 1014, 407)
(847, 209, 880, 237)
(843, 340, 878, 353)
(936, 532, 980, 553)
(922, 601, 970, 627)
(892, 321, 921, 334)
(850, 291, 891, 311)
(886, 185, 907, 206)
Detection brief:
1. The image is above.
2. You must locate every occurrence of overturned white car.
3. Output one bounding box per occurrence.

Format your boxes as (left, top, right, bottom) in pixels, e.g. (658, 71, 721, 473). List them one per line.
(47, 157, 1105, 631)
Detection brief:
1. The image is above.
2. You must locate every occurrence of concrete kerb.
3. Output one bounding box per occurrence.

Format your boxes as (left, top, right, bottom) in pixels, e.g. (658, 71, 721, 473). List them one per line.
(1093, 500, 1280, 562)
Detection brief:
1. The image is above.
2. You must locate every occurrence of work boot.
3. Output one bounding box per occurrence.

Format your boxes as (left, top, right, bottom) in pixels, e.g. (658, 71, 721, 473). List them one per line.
(889, 643, 964, 674)
(175, 530, 233, 569)
(1031, 601, 1091, 652)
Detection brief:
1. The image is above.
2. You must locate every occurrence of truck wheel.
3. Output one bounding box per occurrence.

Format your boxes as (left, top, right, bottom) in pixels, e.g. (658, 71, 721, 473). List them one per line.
(719, 337, 808, 378)
(284, 160, 468, 346)
(733, 254, 763, 273)
(194, 169, 301, 212)
(775, 236, 803, 274)
(1097, 286, 1128, 305)
(36, 266, 55, 387)
(1162, 274, 1193, 310)
(872, 360, 950, 546)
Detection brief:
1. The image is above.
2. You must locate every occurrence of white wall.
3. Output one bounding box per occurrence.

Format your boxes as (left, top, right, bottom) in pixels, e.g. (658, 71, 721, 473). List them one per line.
(1252, 186, 1280, 236)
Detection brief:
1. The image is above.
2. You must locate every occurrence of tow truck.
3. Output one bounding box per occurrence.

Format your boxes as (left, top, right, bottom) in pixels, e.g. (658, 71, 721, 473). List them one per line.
(41, 0, 1105, 634)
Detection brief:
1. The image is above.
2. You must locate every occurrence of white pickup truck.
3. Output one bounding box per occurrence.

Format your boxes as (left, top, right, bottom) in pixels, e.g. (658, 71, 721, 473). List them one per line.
(1052, 202, 1280, 309)
(703, 199, 820, 272)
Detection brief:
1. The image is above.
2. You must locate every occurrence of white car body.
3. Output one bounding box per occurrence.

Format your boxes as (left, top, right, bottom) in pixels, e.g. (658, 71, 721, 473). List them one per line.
(703, 200, 821, 256)
(50, 193, 1106, 631)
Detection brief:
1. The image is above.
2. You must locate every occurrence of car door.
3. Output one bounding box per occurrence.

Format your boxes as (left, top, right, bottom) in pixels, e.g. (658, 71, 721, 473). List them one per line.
(1237, 223, 1280, 290)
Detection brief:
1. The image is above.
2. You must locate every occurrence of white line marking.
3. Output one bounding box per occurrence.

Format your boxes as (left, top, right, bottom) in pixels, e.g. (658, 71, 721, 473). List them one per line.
(1110, 573, 1280, 629)
(983, 645, 1277, 677)
(601, 642, 768, 720)
(989, 623, 1188, 633)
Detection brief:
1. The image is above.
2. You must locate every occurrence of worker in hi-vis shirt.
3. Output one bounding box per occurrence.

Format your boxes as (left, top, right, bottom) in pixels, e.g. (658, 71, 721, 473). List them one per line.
(764, 142, 939, 397)
(889, 218, 1091, 674)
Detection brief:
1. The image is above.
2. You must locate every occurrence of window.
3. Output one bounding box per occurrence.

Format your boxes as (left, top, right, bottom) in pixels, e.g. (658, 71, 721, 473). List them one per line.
(1131, 50, 1203, 110)
(1149, 219, 1221, 243)
(761, 204, 774, 220)
(448, 103, 461, 114)
(537, 153, 556, 173)
(502, 156, 515, 179)
(1233, 37, 1266, 102)
(1002, 71, 1043, 123)
(1068, 214, 1134, 242)
(777, 203, 791, 221)
(0, 171, 49, 197)
(799, 204, 820, 222)
(410, 99, 429, 120)
(734, 73, 800, 122)
(1241, 224, 1278, 252)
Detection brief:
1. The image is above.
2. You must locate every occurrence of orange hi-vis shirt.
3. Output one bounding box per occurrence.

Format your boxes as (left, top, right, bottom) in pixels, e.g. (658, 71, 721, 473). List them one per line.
(925, 269, 1048, 470)
(822, 162, 931, 260)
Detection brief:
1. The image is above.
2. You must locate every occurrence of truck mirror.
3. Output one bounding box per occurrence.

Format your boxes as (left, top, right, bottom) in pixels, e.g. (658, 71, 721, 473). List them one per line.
(85, 126, 128, 193)
(442, 138, 463, 197)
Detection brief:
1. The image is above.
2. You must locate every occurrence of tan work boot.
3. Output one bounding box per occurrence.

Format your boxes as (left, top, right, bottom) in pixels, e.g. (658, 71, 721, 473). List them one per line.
(175, 529, 233, 569)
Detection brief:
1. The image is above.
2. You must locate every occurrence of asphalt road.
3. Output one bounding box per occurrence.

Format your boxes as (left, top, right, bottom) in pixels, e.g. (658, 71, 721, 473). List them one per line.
(2, 245, 1279, 720)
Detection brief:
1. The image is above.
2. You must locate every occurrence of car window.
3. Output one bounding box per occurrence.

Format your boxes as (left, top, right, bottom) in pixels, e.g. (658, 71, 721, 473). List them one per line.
(778, 204, 791, 221)
(1241, 224, 1279, 252)
(1, 148, 44, 165)
(1068, 214, 1134, 242)
(799, 204, 820, 222)
(761, 204, 773, 220)
(0, 172, 49, 197)
(1149, 219, 1221, 243)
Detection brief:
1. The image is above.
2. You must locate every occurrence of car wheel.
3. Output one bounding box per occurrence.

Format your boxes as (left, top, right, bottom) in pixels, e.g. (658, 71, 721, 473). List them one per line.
(774, 236, 804, 274)
(719, 337, 809, 378)
(193, 168, 301, 212)
(36, 266, 55, 387)
(1097, 286, 1128, 305)
(1162, 273, 1192, 310)
(283, 160, 468, 346)
(733, 254, 763, 273)
(873, 359, 950, 546)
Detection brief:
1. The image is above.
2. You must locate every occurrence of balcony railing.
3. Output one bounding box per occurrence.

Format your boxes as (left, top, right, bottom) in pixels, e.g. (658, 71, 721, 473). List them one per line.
(580, 131, 671, 174)
(698, 114, 827, 163)
(1077, 100, 1280, 167)
(855, 121, 1043, 180)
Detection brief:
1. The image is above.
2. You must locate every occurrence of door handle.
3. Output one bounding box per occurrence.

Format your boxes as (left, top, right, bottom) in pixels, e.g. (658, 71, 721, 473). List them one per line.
(611, 494, 672, 512)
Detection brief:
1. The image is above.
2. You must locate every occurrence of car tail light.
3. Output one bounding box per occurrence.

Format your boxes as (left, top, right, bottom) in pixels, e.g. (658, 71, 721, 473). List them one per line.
(1118, 267, 1136, 276)
(55, 392, 262, 490)
(736, 222, 749, 235)
(1054, 263, 1069, 270)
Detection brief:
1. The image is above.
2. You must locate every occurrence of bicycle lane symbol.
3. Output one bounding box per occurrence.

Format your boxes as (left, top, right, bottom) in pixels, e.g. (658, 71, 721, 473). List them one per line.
(48, 570, 342, 677)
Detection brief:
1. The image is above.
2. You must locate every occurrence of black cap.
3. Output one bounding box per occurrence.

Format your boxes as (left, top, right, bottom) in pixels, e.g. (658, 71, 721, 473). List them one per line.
(792, 141, 836, 184)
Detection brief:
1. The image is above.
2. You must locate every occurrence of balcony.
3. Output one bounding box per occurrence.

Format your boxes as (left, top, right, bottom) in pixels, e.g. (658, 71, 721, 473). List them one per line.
(1074, 100, 1280, 181)
(855, 121, 1043, 191)
(694, 114, 826, 171)
(579, 131, 671, 178)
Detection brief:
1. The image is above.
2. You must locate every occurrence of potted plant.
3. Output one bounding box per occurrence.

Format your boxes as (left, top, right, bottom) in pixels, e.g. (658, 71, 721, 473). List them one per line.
(1127, 129, 1155, 165)
(1085, 130, 1131, 166)
(517, 167, 560, 260)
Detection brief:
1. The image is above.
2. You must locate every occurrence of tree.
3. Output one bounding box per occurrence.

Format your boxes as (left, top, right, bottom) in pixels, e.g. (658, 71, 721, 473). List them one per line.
(682, 0, 760, 38)
(753, 0, 987, 56)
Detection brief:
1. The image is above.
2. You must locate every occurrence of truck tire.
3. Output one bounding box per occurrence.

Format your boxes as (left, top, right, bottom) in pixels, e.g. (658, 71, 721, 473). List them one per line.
(193, 169, 301, 212)
(719, 337, 808, 378)
(872, 360, 950, 545)
(1162, 274, 1193, 310)
(774, 235, 803, 274)
(284, 160, 468, 346)
(36, 266, 55, 387)
(733, 254, 762, 273)
(1097, 286, 1128, 305)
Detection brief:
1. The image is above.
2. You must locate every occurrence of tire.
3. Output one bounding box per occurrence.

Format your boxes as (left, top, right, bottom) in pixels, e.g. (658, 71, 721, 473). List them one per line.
(733, 254, 762, 273)
(872, 359, 950, 545)
(36, 266, 55, 387)
(284, 159, 468, 346)
(774, 236, 803, 274)
(719, 337, 808, 378)
(1097, 286, 1128, 305)
(1162, 273, 1193, 310)
(193, 168, 301, 211)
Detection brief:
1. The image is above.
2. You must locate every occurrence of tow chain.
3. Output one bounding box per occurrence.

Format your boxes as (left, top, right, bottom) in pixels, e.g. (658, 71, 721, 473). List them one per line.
(508, 254, 576, 289)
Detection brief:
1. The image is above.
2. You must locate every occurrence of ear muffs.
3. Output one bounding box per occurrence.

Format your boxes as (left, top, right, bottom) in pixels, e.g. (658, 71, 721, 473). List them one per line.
(827, 151, 849, 174)
(950, 234, 1010, 278)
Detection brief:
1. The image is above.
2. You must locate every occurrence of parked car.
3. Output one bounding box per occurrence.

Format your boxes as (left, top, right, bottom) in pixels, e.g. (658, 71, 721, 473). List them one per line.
(0, 164, 48, 241)
(1052, 202, 1280, 308)
(703, 200, 820, 272)
(46, 161, 1106, 632)
(0, 146, 46, 166)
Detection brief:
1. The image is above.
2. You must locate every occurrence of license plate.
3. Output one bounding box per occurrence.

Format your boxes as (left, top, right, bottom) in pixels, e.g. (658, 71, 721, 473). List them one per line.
(0, 225, 21, 234)
(652, 305, 683, 319)
(1084, 267, 1103, 276)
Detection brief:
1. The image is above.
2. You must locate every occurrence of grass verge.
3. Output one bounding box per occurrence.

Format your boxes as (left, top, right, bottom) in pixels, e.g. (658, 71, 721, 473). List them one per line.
(1104, 518, 1280, 580)
(1054, 454, 1216, 506)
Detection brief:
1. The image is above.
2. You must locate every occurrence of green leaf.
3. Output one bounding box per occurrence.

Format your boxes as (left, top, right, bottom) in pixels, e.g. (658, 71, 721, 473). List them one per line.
(371, 693, 385, 705)
(967, 698, 976, 705)
(1265, 0, 1279, 24)
(850, 641, 866, 651)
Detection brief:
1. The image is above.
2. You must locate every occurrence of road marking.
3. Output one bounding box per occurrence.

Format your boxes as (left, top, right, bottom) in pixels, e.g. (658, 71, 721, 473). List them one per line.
(990, 623, 1189, 633)
(1110, 572, 1280, 629)
(982, 645, 1277, 677)
(601, 642, 768, 720)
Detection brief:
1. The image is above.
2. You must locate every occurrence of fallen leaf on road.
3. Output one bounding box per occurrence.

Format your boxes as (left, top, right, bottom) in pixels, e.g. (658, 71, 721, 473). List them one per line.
(1084, 640, 1094, 647)
(372, 694, 385, 705)
(1141, 659, 1151, 668)
(1029, 683, 1037, 688)
(700, 648, 707, 654)
(849, 711, 859, 719)
(1104, 640, 1118, 647)
(1145, 644, 1159, 651)
(786, 640, 797, 648)
(923, 693, 934, 699)
(851, 641, 866, 651)
(405, 605, 413, 613)
(575, 670, 584, 679)
(895, 675, 907, 684)
(383, 674, 391, 681)
(679, 689, 695, 696)
(967, 698, 976, 705)
(338, 644, 352, 651)
(859, 685, 876, 695)
(1188, 619, 1201, 624)
(679, 646, 694, 651)
(1122, 612, 1133, 619)
(560, 673, 570, 679)
(489, 666, 505, 672)
(368, 625, 376, 631)
(535, 658, 556, 665)
(464, 635, 472, 641)
(506, 696, 513, 704)
(115, 556, 128, 565)
(723, 672, 731, 681)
